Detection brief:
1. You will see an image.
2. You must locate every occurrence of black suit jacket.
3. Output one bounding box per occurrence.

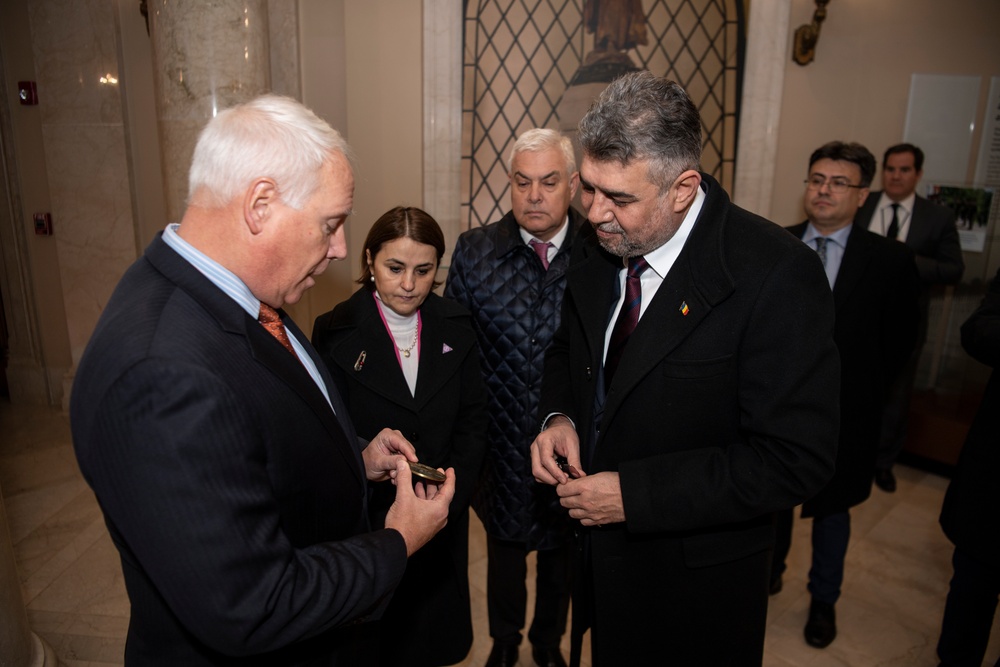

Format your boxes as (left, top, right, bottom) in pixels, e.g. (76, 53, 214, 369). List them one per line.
(788, 223, 921, 516)
(857, 192, 963, 346)
(71, 235, 408, 666)
(540, 174, 839, 664)
(856, 191, 963, 286)
(311, 288, 488, 666)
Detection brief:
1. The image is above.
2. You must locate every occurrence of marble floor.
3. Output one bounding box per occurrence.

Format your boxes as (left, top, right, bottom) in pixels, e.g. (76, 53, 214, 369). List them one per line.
(2, 399, 998, 667)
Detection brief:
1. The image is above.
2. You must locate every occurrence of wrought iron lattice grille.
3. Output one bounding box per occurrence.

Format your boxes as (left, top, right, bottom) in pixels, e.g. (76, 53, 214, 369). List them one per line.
(462, 0, 744, 230)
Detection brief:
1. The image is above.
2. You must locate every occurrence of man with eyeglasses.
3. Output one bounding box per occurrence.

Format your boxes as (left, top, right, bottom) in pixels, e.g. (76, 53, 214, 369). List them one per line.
(855, 144, 964, 494)
(773, 141, 921, 649)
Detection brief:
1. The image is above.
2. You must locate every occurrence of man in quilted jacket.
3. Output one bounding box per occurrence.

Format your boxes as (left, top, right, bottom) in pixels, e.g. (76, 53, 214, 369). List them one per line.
(445, 128, 583, 667)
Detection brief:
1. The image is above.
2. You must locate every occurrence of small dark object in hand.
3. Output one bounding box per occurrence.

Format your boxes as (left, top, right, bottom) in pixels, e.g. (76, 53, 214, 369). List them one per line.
(555, 456, 582, 479)
(409, 461, 446, 483)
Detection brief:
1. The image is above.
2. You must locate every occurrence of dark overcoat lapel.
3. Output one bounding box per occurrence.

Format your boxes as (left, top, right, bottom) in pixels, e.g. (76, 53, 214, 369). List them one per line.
(571, 182, 737, 437)
(831, 224, 874, 311)
(320, 290, 474, 414)
(564, 239, 617, 377)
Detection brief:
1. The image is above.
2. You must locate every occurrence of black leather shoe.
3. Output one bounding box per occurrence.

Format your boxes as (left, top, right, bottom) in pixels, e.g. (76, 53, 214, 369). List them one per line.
(769, 575, 783, 596)
(874, 468, 897, 493)
(485, 642, 519, 667)
(532, 646, 568, 667)
(804, 599, 837, 648)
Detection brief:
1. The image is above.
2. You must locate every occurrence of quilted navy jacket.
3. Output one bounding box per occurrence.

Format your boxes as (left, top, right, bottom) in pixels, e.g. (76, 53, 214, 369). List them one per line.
(444, 208, 585, 549)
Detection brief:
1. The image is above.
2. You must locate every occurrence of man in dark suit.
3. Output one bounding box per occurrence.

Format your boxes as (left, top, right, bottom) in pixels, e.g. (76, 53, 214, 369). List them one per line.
(774, 141, 921, 649)
(70, 95, 456, 666)
(530, 71, 840, 666)
(855, 143, 964, 492)
(446, 129, 581, 667)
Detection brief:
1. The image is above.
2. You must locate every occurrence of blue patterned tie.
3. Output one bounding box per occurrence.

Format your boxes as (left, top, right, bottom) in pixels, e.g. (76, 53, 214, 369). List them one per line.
(605, 256, 649, 390)
(814, 237, 828, 266)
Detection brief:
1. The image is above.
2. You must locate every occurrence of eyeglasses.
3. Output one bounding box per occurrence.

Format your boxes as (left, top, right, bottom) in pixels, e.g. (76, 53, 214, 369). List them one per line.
(805, 175, 866, 194)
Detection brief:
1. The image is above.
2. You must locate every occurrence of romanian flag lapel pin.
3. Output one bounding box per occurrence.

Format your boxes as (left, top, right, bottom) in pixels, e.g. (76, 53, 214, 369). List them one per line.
(679, 301, 690, 316)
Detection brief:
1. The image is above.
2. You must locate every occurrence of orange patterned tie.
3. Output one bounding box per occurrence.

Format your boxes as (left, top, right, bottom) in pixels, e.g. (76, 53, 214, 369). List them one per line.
(258, 303, 299, 359)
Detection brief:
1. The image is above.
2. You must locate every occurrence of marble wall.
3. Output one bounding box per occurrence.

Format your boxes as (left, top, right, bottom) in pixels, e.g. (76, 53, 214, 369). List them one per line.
(0, 0, 304, 408)
(27, 0, 138, 408)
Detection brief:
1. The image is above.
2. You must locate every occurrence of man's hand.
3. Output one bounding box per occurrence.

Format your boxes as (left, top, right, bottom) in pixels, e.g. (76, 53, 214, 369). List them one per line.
(530, 418, 581, 485)
(557, 472, 625, 527)
(384, 460, 455, 556)
(362, 428, 417, 482)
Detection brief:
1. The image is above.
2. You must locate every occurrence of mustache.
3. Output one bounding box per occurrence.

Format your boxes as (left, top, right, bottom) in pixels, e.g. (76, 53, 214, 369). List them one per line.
(594, 220, 624, 234)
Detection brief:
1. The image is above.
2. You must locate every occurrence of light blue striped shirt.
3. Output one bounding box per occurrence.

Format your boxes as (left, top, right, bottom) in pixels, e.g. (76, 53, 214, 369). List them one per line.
(161, 224, 333, 409)
(801, 223, 852, 289)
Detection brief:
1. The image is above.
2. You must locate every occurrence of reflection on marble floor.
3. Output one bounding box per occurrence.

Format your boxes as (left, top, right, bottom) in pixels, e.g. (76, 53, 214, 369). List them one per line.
(2, 400, 998, 667)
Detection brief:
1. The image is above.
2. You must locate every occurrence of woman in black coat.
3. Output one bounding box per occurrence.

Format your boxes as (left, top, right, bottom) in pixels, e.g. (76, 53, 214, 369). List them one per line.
(312, 207, 489, 667)
(937, 267, 1000, 667)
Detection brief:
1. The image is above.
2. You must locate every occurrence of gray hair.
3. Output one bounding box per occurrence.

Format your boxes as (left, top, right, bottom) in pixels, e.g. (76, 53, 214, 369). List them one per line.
(188, 94, 354, 210)
(578, 71, 702, 191)
(507, 128, 577, 176)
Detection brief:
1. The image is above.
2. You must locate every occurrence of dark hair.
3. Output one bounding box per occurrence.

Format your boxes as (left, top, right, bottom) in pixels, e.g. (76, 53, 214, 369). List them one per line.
(578, 70, 702, 192)
(883, 143, 924, 172)
(808, 141, 876, 188)
(358, 206, 446, 289)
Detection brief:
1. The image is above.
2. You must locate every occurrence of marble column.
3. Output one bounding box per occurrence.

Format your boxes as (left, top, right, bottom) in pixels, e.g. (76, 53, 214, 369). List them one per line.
(26, 0, 139, 411)
(148, 0, 271, 223)
(0, 484, 56, 666)
(423, 0, 463, 265)
(733, 0, 793, 219)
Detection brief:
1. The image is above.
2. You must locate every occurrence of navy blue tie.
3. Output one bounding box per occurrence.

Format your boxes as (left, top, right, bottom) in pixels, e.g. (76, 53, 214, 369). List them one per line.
(605, 256, 649, 390)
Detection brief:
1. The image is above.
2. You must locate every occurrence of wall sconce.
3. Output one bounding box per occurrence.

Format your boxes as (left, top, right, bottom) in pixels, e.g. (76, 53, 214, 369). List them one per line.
(792, 0, 830, 66)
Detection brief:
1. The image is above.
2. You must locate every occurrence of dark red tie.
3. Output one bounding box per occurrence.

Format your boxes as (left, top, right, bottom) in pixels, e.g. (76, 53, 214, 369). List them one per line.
(529, 239, 552, 270)
(605, 256, 649, 390)
(259, 303, 299, 359)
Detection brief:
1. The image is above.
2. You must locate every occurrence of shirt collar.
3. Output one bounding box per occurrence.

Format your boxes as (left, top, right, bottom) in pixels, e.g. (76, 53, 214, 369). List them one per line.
(877, 191, 916, 215)
(802, 221, 853, 247)
(518, 214, 570, 251)
(642, 183, 706, 279)
(162, 223, 261, 318)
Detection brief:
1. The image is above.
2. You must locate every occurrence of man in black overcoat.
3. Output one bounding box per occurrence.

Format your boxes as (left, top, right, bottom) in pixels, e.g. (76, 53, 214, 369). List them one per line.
(774, 141, 920, 649)
(530, 71, 840, 666)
